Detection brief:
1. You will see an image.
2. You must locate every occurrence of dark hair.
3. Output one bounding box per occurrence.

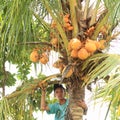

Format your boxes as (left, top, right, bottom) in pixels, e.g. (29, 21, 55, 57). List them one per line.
(54, 84, 65, 91)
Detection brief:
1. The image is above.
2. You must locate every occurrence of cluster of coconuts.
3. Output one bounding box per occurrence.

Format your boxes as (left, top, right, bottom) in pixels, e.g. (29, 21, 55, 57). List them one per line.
(68, 38, 106, 60)
(30, 49, 49, 64)
(50, 14, 74, 48)
(63, 14, 73, 31)
(51, 14, 73, 31)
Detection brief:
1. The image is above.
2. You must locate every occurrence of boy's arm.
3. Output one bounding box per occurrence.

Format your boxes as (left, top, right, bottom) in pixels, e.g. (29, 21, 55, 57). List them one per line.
(41, 90, 50, 111)
(77, 100, 88, 115)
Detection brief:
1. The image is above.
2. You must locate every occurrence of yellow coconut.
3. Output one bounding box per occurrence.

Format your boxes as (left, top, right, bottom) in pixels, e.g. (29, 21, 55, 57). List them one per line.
(30, 50, 40, 62)
(68, 26, 74, 31)
(86, 26, 95, 36)
(50, 38, 58, 46)
(71, 38, 82, 50)
(86, 39, 95, 43)
(71, 50, 78, 58)
(63, 17, 69, 23)
(85, 41, 97, 53)
(39, 57, 49, 64)
(78, 48, 89, 60)
(68, 39, 74, 51)
(64, 14, 70, 18)
(64, 23, 71, 28)
(39, 53, 49, 64)
(94, 41, 101, 50)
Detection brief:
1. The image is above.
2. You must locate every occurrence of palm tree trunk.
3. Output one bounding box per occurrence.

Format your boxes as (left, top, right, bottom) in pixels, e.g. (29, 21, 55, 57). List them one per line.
(65, 79, 85, 120)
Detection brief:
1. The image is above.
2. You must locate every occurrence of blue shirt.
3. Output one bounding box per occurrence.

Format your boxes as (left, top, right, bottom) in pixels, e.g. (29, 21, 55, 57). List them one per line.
(46, 99, 69, 120)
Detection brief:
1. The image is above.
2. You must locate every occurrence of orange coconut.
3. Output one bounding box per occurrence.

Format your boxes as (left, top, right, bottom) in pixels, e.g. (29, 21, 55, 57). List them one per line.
(68, 26, 74, 31)
(39, 57, 49, 64)
(50, 38, 58, 46)
(71, 50, 78, 58)
(63, 17, 69, 23)
(78, 48, 89, 60)
(64, 23, 71, 28)
(30, 50, 40, 62)
(86, 26, 95, 37)
(85, 40, 97, 53)
(94, 41, 101, 50)
(71, 38, 82, 50)
(64, 14, 70, 18)
(39, 53, 49, 64)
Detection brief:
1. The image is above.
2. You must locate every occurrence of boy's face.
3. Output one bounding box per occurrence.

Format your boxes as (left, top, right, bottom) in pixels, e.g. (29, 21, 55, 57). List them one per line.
(54, 88, 65, 100)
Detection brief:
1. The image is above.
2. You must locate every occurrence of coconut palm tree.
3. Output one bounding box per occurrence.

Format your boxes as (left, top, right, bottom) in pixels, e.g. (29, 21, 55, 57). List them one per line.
(0, 0, 120, 120)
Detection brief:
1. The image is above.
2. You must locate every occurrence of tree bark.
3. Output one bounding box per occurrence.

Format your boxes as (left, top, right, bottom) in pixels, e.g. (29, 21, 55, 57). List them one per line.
(65, 80, 85, 120)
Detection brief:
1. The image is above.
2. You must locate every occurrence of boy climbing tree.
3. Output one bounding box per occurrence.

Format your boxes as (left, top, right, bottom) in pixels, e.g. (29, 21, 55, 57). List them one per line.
(40, 83, 88, 120)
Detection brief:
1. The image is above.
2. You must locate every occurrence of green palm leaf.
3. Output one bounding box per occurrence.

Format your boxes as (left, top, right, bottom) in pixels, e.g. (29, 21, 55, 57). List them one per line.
(82, 53, 120, 83)
(93, 70, 120, 119)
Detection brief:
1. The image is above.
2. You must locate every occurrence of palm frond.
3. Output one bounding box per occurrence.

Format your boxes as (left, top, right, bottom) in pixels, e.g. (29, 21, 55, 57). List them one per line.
(82, 53, 120, 83)
(92, 69, 120, 119)
(69, 0, 79, 37)
(104, 0, 120, 24)
(0, 98, 11, 120)
(40, 0, 69, 54)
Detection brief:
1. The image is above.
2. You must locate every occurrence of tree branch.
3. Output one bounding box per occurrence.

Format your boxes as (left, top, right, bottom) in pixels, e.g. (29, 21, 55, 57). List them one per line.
(5, 73, 71, 100)
(5, 74, 61, 99)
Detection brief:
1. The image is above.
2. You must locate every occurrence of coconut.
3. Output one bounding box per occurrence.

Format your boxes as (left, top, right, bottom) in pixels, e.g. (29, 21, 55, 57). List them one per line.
(64, 23, 71, 28)
(71, 38, 82, 50)
(71, 50, 78, 58)
(30, 50, 40, 62)
(94, 41, 101, 50)
(39, 53, 49, 64)
(63, 17, 69, 23)
(85, 41, 97, 53)
(50, 38, 58, 46)
(78, 48, 89, 60)
(39, 57, 49, 64)
(68, 26, 74, 31)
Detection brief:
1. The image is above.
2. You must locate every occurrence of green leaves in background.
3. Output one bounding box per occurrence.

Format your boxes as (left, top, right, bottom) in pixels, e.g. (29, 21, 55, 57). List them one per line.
(0, 71, 16, 87)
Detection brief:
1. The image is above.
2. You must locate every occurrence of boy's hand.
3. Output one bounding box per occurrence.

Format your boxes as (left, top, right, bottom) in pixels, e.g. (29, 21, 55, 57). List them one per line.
(77, 100, 87, 109)
(77, 100, 88, 114)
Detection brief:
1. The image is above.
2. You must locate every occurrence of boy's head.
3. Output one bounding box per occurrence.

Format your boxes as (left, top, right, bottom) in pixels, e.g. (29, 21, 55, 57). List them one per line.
(54, 84, 65, 100)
